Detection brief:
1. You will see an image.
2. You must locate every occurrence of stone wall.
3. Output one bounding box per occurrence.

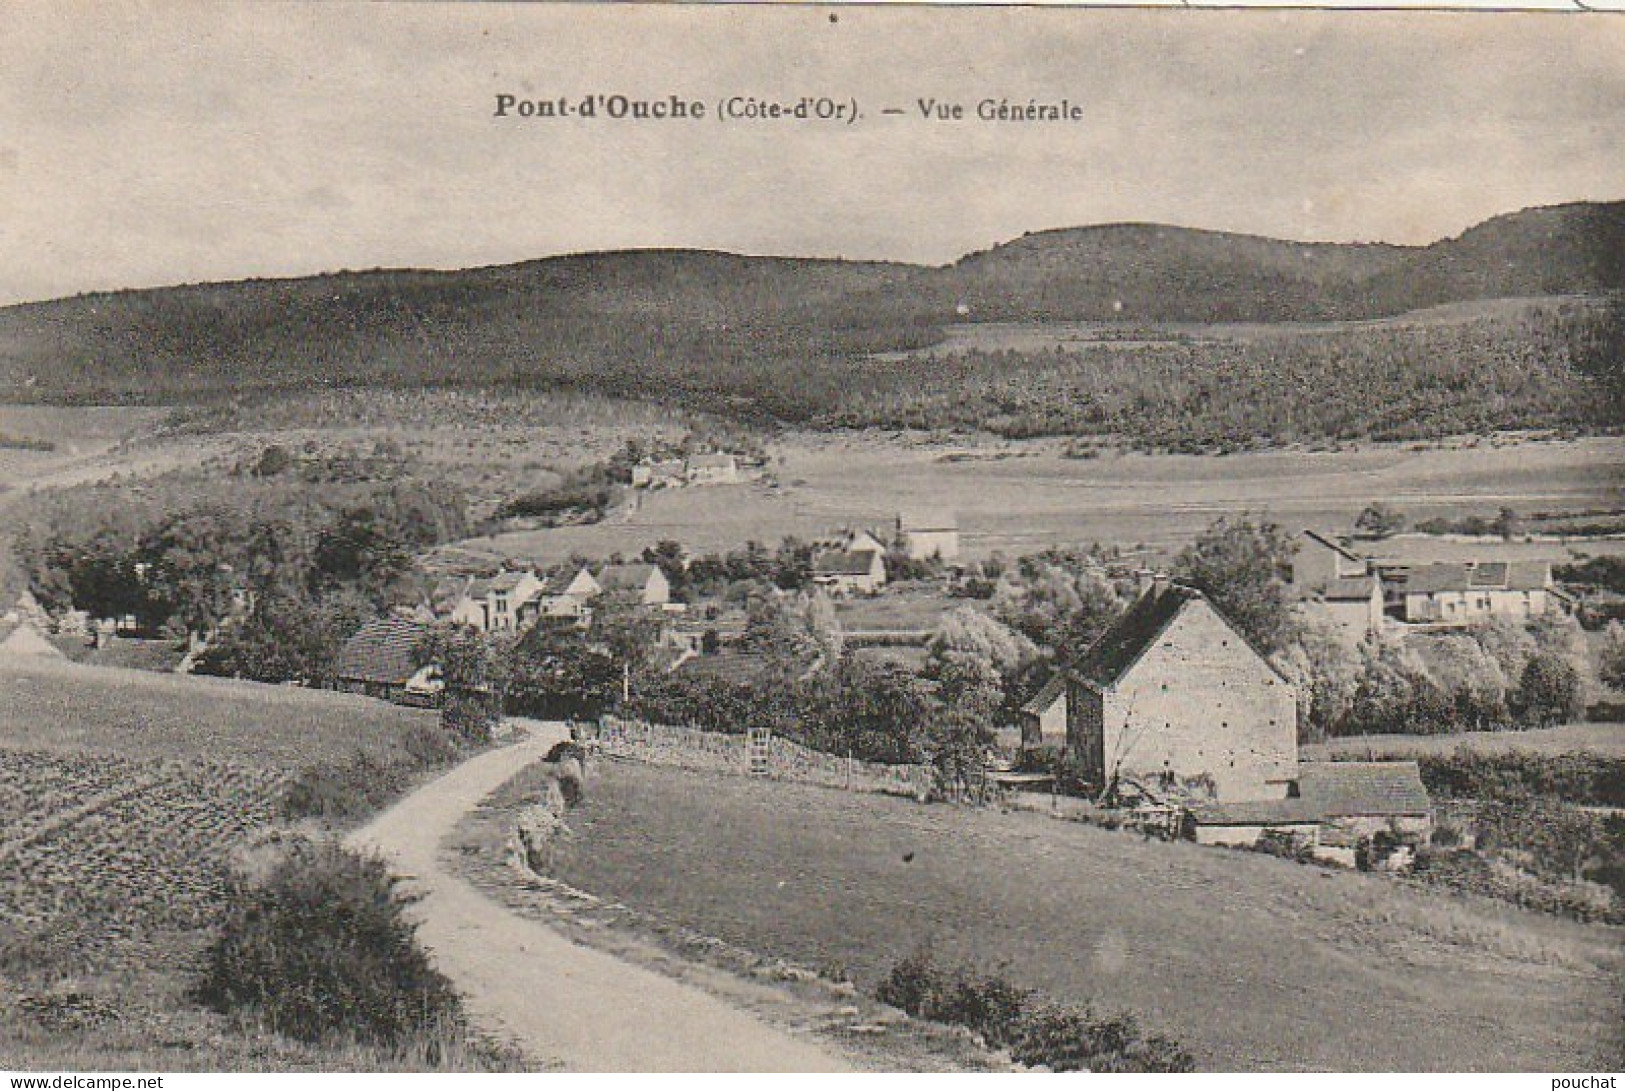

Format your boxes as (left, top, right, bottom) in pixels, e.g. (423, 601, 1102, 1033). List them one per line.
(594, 716, 930, 798)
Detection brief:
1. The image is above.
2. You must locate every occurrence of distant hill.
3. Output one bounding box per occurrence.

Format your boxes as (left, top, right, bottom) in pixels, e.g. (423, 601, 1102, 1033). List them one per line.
(0, 199, 1620, 412)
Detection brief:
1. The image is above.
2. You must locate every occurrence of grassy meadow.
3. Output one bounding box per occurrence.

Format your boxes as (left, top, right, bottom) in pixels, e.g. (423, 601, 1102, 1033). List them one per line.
(552, 760, 1624, 1072)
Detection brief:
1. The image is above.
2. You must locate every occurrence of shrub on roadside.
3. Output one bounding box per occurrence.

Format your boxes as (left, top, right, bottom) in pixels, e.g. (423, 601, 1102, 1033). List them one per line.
(875, 948, 1195, 1072)
(193, 841, 464, 1049)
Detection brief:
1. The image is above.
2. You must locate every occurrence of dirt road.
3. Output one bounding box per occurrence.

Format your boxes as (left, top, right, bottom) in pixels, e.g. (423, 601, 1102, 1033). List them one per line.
(346, 725, 851, 1072)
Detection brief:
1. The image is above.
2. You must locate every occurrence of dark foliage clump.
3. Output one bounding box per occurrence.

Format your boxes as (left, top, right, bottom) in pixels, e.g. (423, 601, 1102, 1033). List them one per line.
(876, 948, 1195, 1072)
(193, 842, 463, 1048)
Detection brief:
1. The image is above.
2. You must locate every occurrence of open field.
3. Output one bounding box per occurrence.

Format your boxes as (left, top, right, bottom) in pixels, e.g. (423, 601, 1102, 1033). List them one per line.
(0, 656, 439, 768)
(1303, 723, 1625, 761)
(469, 432, 1625, 563)
(555, 760, 1623, 1072)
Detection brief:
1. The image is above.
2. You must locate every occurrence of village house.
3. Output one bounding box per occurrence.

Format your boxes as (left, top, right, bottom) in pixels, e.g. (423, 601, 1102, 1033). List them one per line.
(1066, 579, 1299, 803)
(1289, 530, 1384, 645)
(1382, 560, 1566, 626)
(631, 458, 685, 489)
(1291, 529, 1370, 592)
(335, 615, 442, 706)
(897, 510, 961, 562)
(562, 566, 603, 599)
(812, 547, 887, 596)
(596, 563, 671, 607)
(684, 452, 739, 486)
(440, 569, 546, 633)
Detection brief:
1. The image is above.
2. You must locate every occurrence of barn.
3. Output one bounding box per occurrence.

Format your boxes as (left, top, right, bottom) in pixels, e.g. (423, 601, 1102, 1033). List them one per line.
(1065, 580, 1298, 803)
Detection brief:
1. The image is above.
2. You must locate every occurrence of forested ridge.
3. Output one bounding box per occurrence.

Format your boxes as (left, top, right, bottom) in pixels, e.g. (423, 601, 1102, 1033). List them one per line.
(3, 200, 1622, 448)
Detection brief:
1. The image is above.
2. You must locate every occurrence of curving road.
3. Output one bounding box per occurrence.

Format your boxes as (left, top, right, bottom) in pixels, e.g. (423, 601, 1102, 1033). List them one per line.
(346, 724, 851, 1072)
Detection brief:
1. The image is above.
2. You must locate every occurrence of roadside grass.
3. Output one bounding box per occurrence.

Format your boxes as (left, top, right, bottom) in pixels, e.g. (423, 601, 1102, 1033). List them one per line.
(553, 760, 1624, 1072)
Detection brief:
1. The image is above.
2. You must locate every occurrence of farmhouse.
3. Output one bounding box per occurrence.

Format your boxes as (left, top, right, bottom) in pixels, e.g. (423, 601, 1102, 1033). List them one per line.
(1308, 576, 1385, 645)
(597, 563, 671, 607)
(335, 616, 442, 706)
(1383, 560, 1564, 626)
(812, 547, 887, 596)
(1018, 674, 1068, 754)
(1065, 580, 1298, 803)
(897, 510, 961, 562)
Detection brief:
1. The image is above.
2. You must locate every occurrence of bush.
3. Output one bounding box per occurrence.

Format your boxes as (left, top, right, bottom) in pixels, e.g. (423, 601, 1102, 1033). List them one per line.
(193, 841, 464, 1047)
(282, 724, 470, 821)
(875, 948, 1194, 1071)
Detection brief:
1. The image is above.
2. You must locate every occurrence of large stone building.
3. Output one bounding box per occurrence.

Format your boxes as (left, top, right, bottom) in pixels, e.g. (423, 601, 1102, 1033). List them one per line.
(1066, 581, 1298, 803)
(896, 510, 961, 563)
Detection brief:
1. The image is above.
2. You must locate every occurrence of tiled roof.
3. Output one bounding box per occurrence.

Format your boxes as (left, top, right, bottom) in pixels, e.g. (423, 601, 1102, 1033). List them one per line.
(1020, 673, 1067, 716)
(1188, 798, 1322, 826)
(674, 650, 773, 686)
(1073, 584, 1195, 688)
(1295, 761, 1432, 817)
(336, 617, 430, 686)
(813, 549, 880, 577)
(1401, 561, 1551, 595)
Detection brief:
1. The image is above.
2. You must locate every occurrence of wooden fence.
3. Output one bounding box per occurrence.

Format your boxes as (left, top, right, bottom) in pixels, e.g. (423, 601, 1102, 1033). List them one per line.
(593, 716, 932, 798)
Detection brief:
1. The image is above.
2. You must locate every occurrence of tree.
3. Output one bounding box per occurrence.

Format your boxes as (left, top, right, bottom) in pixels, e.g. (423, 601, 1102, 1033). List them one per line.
(1600, 621, 1625, 692)
(1511, 652, 1584, 727)
(416, 625, 510, 744)
(1274, 624, 1362, 742)
(990, 559, 1123, 655)
(1354, 503, 1406, 540)
(194, 588, 373, 686)
(1173, 517, 1299, 655)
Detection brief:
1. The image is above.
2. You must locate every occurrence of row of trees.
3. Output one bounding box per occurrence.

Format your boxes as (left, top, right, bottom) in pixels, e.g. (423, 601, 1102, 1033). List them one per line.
(12, 464, 469, 685)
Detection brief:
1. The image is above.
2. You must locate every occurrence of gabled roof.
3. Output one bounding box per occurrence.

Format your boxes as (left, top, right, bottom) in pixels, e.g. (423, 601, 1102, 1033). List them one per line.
(0, 620, 65, 660)
(336, 617, 430, 686)
(486, 570, 540, 594)
(813, 548, 882, 577)
(1295, 761, 1432, 817)
(598, 563, 661, 591)
(1322, 576, 1379, 602)
(1301, 529, 1365, 566)
(1074, 584, 1287, 690)
(1020, 673, 1068, 716)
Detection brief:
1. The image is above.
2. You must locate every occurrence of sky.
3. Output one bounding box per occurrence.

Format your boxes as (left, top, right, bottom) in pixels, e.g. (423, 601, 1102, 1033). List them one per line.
(1, 3, 1622, 305)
